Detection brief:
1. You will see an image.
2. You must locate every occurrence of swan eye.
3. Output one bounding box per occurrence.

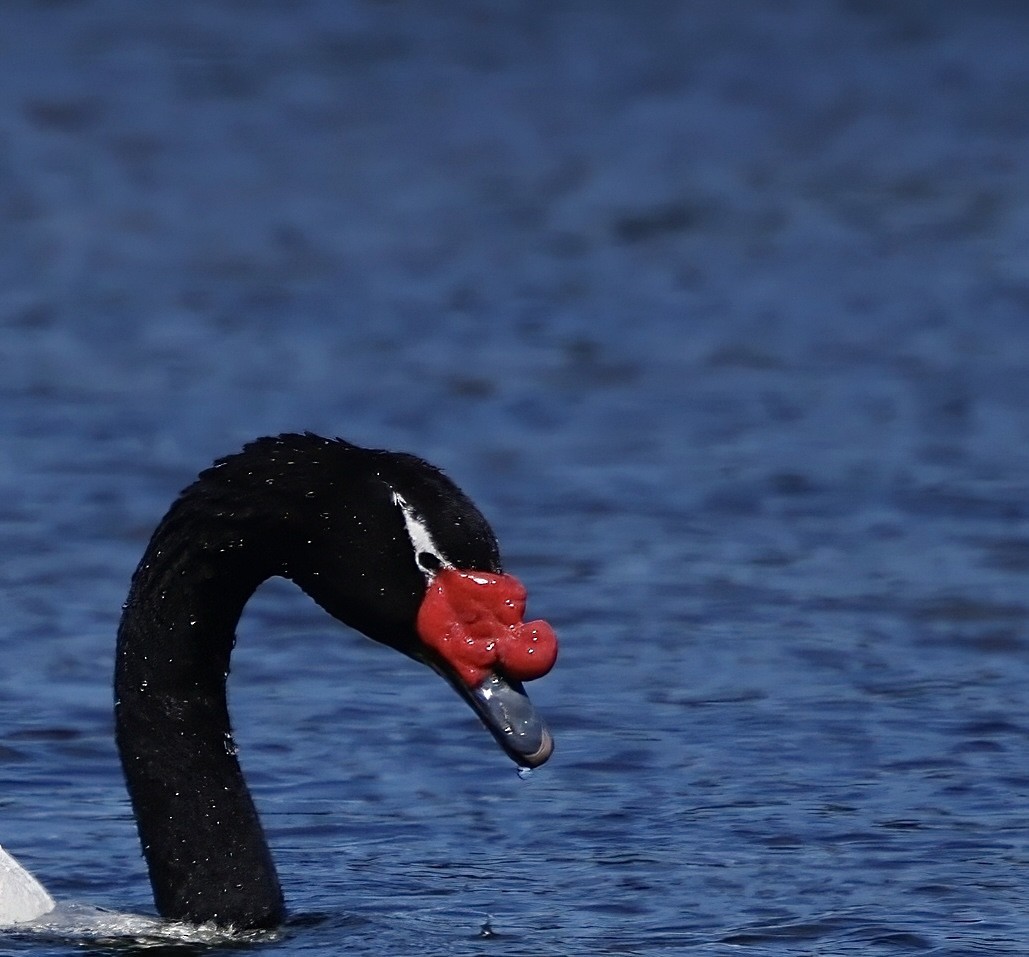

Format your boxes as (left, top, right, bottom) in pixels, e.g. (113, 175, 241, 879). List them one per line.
(418, 551, 442, 572)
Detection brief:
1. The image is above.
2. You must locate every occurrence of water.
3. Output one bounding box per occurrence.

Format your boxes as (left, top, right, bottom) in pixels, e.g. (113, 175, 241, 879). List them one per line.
(1, 2, 1028, 954)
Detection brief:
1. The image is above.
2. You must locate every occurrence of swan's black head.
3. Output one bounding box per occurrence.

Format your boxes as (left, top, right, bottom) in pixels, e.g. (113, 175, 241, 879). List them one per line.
(188, 433, 555, 766)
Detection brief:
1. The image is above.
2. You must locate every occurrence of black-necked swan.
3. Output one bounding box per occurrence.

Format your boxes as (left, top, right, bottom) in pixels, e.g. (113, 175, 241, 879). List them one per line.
(0, 433, 557, 931)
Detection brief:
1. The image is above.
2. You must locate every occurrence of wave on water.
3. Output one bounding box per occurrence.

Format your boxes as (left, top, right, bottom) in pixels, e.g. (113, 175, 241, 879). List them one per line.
(7, 903, 280, 949)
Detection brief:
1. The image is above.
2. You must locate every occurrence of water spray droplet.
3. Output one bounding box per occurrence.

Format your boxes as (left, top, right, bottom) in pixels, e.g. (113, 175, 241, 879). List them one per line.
(516, 766, 533, 781)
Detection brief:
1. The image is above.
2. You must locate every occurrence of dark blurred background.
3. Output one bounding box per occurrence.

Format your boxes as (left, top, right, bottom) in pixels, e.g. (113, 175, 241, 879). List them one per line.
(2, 1, 1027, 460)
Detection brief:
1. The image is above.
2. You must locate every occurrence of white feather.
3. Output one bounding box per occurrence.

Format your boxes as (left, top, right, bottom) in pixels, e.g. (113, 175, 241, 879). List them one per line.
(391, 491, 451, 575)
(0, 844, 55, 927)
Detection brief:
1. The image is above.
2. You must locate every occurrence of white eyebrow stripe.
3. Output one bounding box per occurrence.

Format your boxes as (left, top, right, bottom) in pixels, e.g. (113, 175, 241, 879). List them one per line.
(391, 491, 451, 574)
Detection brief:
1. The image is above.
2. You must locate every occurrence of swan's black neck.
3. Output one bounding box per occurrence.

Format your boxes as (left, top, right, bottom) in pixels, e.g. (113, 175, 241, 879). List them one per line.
(115, 510, 283, 927)
(114, 434, 500, 929)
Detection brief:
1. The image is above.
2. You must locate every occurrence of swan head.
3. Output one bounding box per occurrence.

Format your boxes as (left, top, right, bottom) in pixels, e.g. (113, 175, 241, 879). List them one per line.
(208, 434, 557, 767)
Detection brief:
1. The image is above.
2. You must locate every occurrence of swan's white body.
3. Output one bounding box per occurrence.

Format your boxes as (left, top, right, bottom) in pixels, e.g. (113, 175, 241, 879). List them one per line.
(0, 844, 55, 926)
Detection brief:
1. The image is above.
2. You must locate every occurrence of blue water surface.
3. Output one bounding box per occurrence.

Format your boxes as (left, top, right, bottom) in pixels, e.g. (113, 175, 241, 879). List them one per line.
(2, 2, 1028, 954)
